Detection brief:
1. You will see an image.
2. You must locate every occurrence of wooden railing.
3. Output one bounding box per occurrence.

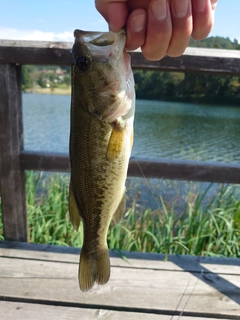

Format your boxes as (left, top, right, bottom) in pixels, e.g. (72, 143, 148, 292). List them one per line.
(1, 40, 240, 242)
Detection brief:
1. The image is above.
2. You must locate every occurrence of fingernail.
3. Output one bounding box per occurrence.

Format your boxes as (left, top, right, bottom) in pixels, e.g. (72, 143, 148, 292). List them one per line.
(151, 0, 167, 21)
(132, 13, 146, 33)
(211, 0, 218, 10)
(196, 0, 206, 12)
(173, 0, 189, 18)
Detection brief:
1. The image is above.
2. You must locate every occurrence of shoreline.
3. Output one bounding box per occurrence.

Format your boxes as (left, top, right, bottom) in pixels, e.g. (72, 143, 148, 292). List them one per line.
(23, 88, 240, 106)
(25, 87, 71, 95)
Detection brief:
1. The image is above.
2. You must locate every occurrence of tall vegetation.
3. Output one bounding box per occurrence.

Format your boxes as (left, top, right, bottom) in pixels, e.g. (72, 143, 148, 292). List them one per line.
(1, 172, 239, 257)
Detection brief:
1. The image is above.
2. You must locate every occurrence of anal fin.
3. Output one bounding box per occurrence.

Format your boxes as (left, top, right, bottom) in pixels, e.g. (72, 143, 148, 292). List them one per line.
(69, 180, 81, 231)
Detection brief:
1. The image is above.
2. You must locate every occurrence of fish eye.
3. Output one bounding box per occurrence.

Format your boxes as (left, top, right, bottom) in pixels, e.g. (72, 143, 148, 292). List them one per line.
(75, 57, 90, 72)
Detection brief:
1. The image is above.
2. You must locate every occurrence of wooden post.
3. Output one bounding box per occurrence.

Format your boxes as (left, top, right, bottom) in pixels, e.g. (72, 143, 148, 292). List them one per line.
(0, 63, 27, 241)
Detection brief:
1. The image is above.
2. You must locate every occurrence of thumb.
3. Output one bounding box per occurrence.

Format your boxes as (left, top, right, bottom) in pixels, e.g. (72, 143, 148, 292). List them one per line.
(95, 0, 128, 32)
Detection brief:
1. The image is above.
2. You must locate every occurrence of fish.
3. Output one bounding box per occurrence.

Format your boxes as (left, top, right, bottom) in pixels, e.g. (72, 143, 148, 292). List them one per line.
(69, 29, 135, 292)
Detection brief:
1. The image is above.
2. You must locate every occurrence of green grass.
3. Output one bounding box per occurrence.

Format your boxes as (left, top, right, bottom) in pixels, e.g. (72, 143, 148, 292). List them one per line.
(26, 172, 83, 247)
(0, 171, 239, 257)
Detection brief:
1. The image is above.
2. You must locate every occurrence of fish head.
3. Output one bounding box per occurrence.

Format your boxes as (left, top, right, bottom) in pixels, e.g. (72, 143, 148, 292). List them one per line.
(71, 29, 135, 124)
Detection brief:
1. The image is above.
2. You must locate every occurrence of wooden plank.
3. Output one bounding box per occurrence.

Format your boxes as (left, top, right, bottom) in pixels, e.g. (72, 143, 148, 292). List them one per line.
(0, 301, 172, 320)
(128, 158, 240, 184)
(0, 253, 239, 317)
(0, 64, 27, 241)
(184, 47, 240, 58)
(0, 268, 239, 318)
(20, 150, 240, 184)
(0, 302, 233, 320)
(0, 40, 72, 65)
(2, 40, 240, 59)
(20, 151, 70, 172)
(1, 242, 240, 274)
(0, 40, 73, 49)
(131, 48, 240, 75)
(0, 40, 240, 75)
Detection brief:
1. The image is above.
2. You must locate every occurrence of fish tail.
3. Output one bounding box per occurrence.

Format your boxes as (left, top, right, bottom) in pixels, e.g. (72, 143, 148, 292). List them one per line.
(78, 247, 110, 292)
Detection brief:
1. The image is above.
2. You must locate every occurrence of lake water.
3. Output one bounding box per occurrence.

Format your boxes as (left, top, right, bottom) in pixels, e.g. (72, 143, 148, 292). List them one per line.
(22, 93, 240, 164)
(22, 93, 240, 211)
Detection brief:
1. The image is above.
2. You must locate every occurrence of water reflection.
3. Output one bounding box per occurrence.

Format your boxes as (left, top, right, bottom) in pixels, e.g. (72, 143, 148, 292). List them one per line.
(23, 94, 240, 163)
(133, 100, 240, 163)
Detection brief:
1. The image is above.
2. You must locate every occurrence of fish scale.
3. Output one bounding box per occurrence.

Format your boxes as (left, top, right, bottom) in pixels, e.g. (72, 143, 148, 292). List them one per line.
(69, 29, 135, 292)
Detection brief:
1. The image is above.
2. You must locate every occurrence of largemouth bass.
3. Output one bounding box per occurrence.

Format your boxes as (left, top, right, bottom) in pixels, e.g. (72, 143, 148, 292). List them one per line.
(69, 29, 135, 292)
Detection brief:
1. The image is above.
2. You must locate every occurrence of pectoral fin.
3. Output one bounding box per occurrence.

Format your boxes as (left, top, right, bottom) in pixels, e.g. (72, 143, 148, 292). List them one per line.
(107, 127, 125, 161)
(69, 180, 81, 231)
(130, 127, 134, 151)
(113, 191, 126, 224)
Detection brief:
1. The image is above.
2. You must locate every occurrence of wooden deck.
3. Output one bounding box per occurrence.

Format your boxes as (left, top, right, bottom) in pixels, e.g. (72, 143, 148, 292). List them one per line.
(0, 241, 239, 319)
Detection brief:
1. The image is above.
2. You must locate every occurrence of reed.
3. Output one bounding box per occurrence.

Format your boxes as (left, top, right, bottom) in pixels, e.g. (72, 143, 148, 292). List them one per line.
(0, 171, 239, 257)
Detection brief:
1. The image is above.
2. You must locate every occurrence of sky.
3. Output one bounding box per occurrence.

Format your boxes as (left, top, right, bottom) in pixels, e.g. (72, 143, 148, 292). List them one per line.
(0, 1, 239, 42)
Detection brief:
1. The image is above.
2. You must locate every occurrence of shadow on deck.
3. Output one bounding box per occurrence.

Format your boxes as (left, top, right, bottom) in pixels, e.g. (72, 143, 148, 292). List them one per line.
(0, 241, 239, 319)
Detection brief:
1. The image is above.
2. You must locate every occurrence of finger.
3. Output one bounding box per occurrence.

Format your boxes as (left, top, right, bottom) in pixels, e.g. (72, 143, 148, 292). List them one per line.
(126, 0, 151, 12)
(211, 0, 218, 10)
(95, 0, 128, 32)
(191, 0, 213, 40)
(210, 0, 218, 25)
(125, 9, 147, 51)
(141, 0, 172, 61)
(167, 0, 192, 57)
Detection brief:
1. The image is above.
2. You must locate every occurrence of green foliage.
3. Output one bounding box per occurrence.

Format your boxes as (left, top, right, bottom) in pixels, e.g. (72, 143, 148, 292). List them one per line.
(62, 74, 71, 86)
(21, 65, 70, 90)
(108, 186, 240, 257)
(1, 172, 239, 257)
(133, 71, 240, 104)
(22, 65, 34, 91)
(134, 70, 184, 100)
(189, 36, 240, 50)
(26, 171, 82, 246)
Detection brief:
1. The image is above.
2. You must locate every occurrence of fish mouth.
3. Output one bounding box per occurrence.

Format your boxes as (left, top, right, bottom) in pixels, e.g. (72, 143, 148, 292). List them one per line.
(73, 29, 126, 61)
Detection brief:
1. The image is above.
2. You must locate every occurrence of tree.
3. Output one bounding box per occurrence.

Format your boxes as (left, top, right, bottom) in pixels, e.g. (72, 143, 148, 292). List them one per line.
(22, 65, 33, 91)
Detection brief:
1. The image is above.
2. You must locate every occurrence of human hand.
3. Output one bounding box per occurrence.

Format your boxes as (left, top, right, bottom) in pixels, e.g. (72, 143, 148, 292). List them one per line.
(95, 0, 218, 61)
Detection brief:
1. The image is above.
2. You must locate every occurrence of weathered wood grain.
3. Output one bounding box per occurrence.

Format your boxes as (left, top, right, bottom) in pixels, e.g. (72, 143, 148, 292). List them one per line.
(20, 151, 240, 184)
(128, 157, 240, 184)
(0, 40, 72, 65)
(20, 151, 70, 172)
(1, 241, 240, 274)
(0, 267, 239, 318)
(0, 244, 239, 318)
(1, 252, 238, 279)
(0, 302, 233, 320)
(131, 47, 240, 75)
(0, 302, 172, 320)
(0, 64, 27, 241)
(0, 40, 240, 75)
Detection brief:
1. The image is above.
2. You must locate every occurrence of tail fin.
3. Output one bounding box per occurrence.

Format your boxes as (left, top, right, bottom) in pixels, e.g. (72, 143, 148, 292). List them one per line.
(78, 247, 110, 292)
